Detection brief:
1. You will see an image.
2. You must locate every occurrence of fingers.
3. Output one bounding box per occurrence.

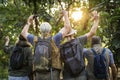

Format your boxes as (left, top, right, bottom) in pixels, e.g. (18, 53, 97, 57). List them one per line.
(5, 36, 10, 41)
(92, 11, 98, 16)
(61, 10, 68, 16)
(27, 15, 34, 25)
(91, 10, 99, 21)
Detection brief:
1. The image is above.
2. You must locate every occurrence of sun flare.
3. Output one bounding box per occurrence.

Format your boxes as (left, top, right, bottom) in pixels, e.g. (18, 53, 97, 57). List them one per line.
(72, 10, 83, 21)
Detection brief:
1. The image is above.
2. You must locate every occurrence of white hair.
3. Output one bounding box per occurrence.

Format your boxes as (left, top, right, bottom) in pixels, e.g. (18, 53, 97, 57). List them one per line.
(40, 22, 52, 34)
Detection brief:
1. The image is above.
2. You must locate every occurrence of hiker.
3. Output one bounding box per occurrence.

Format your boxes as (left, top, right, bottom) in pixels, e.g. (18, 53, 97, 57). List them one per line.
(4, 35, 33, 80)
(21, 10, 71, 80)
(60, 11, 99, 80)
(83, 36, 117, 80)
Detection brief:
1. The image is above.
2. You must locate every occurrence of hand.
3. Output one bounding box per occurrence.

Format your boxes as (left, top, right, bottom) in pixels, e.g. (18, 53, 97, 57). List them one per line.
(61, 10, 68, 16)
(91, 11, 99, 21)
(27, 15, 34, 25)
(5, 36, 9, 42)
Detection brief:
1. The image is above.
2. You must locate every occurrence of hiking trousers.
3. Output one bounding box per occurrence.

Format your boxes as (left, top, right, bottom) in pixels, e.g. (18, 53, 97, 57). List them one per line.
(8, 76, 29, 80)
(63, 70, 87, 80)
(35, 69, 60, 80)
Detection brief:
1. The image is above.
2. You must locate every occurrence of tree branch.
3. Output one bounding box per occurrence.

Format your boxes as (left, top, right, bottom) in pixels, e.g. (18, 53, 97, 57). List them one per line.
(55, 0, 75, 26)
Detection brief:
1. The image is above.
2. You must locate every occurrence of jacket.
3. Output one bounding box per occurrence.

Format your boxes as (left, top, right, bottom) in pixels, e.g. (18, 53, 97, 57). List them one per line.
(4, 41, 33, 77)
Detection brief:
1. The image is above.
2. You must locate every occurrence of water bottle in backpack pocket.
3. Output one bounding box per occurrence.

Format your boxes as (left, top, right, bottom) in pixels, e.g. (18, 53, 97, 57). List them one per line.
(91, 48, 108, 79)
(60, 39, 85, 76)
(34, 37, 52, 71)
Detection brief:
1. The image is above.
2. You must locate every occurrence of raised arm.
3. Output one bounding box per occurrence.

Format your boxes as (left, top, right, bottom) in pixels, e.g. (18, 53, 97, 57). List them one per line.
(5, 36, 10, 46)
(85, 11, 99, 39)
(4, 36, 13, 54)
(59, 10, 71, 38)
(21, 15, 34, 40)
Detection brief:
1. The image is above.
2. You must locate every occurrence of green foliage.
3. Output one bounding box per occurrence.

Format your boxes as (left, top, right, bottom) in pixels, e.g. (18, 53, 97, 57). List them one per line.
(92, 0, 120, 66)
(0, 0, 120, 77)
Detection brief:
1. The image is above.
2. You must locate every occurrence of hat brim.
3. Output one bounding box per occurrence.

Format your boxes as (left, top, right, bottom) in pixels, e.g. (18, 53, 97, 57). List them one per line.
(65, 29, 77, 37)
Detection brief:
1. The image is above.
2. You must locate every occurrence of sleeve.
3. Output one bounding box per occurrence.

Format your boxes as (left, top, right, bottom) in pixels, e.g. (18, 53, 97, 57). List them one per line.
(83, 48, 89, 58)
(53, 32, 63, 48)
(77, 35, 87, 46)
(108, 49, 115, 65)
(27, 34, 34, 46)
(4, 45, 14, 54)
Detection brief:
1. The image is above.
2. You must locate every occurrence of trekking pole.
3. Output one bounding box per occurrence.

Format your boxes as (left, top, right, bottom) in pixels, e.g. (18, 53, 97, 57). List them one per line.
(50, 68, 53, 80)
(55, 0, 64, 26)
(56, 0, 74, 26)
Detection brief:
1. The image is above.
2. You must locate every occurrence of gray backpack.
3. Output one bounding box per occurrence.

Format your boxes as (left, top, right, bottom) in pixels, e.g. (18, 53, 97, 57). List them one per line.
(60, 38, 85, 76)
(34, 37, 52, 71)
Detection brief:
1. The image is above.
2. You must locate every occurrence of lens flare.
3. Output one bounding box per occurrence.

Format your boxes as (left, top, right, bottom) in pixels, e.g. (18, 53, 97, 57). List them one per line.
(72, 10, 83, 21)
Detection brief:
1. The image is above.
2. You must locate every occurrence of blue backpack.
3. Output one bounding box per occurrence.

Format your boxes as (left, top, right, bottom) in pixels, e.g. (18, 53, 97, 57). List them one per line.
(91, 48, 108, 79)
(60, 39, 85, 76)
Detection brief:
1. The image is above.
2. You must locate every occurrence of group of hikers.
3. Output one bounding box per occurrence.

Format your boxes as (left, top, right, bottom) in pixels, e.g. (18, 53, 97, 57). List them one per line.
(4, 10, 117, 80)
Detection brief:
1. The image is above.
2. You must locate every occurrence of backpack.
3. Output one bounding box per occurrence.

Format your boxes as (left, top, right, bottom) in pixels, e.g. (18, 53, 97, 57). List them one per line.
(60, 39, 85, 76)
(91, 48, 108, 79)
(34, 37, 52, 71)
(10, 46, 24, 70)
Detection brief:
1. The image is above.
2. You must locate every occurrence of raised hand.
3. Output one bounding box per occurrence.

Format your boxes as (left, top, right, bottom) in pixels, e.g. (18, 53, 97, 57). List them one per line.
(27, 15, 34, 25)
(5, 36, 10, 42)
(61, 10, 68, 16)
(91, 11, 99, 21)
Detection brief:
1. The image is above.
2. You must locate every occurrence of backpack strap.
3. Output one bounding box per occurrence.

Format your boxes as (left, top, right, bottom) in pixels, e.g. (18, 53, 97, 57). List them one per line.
(104, 48, 110, 65)
(37, 36, 52, 52)
(91, 48, 97, 56)
(101, 48, 106, 55)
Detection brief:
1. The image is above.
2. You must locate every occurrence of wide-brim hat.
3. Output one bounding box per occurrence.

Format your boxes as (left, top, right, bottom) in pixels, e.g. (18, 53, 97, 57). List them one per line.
(65, 29, 77, 37)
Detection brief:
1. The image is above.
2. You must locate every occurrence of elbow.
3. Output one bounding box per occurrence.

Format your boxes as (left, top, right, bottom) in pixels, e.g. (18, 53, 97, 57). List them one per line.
(21, 30, 27, 40)
(21, 31, 25, 37)
(91, 31, 96, 36)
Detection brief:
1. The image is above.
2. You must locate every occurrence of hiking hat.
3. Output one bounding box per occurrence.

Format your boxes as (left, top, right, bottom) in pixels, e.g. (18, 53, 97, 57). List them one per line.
(65, 29, 77, 37)
(40, 22, 52, 33)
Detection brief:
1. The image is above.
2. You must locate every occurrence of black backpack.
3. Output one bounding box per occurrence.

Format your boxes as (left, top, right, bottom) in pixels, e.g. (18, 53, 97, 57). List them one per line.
(60, 39, 85, 76)
(91, 48, 108, 79)
(10, 46, 24, 70)
(34, 37, 52, 71)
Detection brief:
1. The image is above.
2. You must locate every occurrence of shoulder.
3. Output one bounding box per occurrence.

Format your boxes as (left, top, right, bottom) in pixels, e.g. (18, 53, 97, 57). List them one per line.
(77, 35, 87, 39)
(83, 48, 93, 57)
(27, 34, 38, 45)
(83, 48, 92, 54)
(53, 32, 62, 39)
(53, 32, 63, 47)
(105, 48, 112, 54)
(77, 35, 87, 42)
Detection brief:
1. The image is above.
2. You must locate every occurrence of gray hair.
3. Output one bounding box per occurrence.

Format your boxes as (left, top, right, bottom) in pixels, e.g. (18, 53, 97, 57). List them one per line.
(40, 22, 52, 34)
